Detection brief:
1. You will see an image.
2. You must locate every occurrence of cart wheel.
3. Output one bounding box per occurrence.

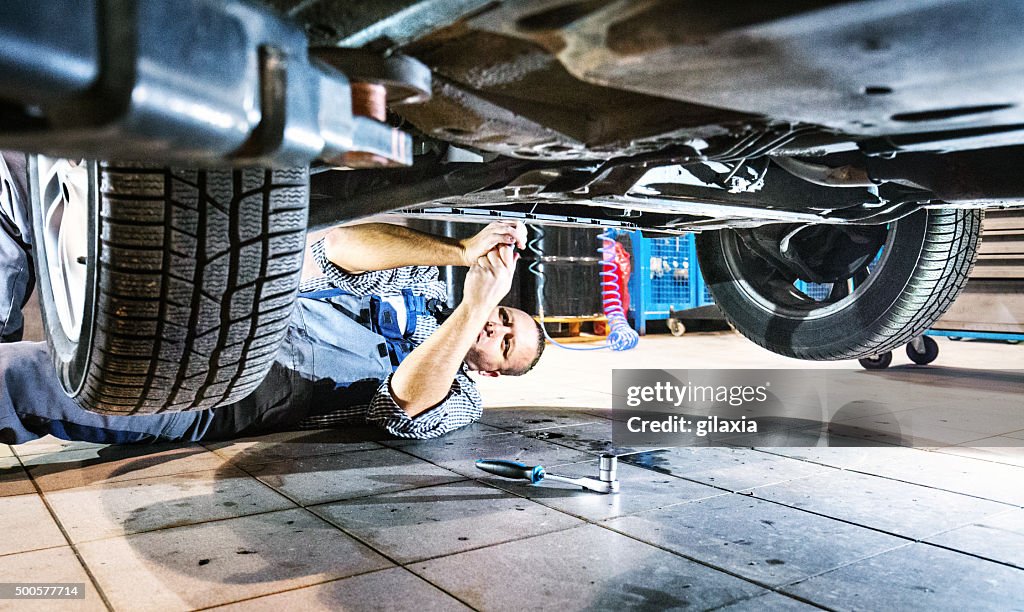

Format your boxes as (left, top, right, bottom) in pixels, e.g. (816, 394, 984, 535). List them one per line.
(667, 318, 686, 337)
(859, 352, 892, 369)
(906, 336, 939, 365)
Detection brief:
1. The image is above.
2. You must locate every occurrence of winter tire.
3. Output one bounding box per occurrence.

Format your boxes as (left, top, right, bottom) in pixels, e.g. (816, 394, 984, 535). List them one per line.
(29, 158, 309, 414)
(696, 209, 981, 360)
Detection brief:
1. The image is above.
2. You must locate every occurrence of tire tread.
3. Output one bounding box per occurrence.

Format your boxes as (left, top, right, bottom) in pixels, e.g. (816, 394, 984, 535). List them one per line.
(700, 209, 982, 360)
(83, 165, 308, 414)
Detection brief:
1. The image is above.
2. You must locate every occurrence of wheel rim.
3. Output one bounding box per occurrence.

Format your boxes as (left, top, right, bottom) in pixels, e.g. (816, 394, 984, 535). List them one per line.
(34, 157, 90, 342)
(721, 223, 896, 320)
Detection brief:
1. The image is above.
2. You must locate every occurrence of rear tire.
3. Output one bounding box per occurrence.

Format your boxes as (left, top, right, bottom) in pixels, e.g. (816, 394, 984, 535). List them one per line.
(696, 209, 981, 360)
(30, 160, 309, 414)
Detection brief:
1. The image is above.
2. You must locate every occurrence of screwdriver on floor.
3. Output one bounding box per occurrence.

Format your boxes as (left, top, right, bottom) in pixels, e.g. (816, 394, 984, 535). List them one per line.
(475, 455, 620, 494)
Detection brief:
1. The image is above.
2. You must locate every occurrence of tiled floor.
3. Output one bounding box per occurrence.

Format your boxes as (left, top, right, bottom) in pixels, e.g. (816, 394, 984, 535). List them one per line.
(1, 333, 1022, 611)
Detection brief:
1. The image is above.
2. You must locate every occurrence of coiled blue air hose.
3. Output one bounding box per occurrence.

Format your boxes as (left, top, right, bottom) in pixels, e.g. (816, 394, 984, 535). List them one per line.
(528, 226, 639, 351)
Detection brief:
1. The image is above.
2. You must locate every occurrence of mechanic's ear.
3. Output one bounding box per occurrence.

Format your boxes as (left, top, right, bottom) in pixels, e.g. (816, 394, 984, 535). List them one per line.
(477, 370, 501, 378)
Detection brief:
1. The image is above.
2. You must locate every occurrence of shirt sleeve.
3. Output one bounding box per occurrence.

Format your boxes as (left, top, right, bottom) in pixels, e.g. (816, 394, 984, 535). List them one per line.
(308, 237, 439, 296)
(365, 369, 483, 439)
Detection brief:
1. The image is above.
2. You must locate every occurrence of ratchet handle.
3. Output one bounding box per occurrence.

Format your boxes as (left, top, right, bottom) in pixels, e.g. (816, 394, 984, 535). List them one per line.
(475, 459, 545, 484)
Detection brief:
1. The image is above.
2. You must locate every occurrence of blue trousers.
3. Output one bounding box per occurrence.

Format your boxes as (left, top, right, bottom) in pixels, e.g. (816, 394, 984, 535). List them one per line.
(0, 341, 217, 444)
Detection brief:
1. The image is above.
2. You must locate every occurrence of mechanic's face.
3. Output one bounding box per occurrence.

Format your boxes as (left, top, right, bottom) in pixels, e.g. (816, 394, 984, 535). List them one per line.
(464, 306, 539, 377)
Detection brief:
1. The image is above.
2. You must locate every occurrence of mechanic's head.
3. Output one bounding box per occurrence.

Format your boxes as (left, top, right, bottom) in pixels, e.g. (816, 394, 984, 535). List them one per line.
(464, 306, 546, 377)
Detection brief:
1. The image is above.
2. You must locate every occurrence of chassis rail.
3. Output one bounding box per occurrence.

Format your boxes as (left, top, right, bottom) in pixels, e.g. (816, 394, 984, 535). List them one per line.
(0, 0, 411, 168)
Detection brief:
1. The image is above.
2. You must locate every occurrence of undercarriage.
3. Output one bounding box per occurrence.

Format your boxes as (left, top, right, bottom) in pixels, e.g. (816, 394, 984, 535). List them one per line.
(1, 0, 1021, 413)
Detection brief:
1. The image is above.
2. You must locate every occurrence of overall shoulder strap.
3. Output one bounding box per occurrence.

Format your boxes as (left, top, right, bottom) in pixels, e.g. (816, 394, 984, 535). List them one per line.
(401, 289, 425, 338)
(297, 288, 350, 300)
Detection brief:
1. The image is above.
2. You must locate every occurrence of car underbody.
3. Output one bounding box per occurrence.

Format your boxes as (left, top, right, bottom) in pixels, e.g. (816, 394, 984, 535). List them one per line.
(5, 0, 1024, 231)
(1, 0, 1022, 414)
(293, 0, 1024, 234)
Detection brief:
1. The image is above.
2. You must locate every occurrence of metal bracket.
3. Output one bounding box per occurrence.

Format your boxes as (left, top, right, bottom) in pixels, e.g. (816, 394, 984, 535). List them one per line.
(0, 0, 414, 168)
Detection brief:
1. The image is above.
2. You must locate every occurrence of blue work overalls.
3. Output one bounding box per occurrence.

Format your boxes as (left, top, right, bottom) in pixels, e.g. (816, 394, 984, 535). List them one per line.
(0, 154, 438, 444)
(0, 289, 435, 444)
(200, 288, 436, 439)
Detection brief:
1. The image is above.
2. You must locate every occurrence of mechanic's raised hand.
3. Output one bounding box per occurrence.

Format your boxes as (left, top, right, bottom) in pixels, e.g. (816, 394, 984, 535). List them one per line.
(459, 221, 527, 266)
(463, 244, 520, 310)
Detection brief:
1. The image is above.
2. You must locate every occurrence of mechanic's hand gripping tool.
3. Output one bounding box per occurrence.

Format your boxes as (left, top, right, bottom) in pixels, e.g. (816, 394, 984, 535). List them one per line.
(475, 454, 620, 494)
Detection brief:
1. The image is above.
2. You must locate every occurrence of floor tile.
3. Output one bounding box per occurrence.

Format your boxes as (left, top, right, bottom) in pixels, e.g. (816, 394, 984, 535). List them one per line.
(0, 547, 106, 611)
(723, 424, 908, 448)
(208, 567, 471, 611)
(521, 420, 668, 456)
(760, 444, 929, 471)
(581, 407, 620, 422)
(248, 447, 464, 506)
(411, 524, 764, 611)
(312, 481, 583, 564)
(839, 448, 1024, 506)
(925, 509, 1024, 569)
(483, 459, 725, 521)
(0, 456, 35, 497)
(958, 435, 1024, 448)
(44, 467, 296, 543)
(77, 508, 392, 611)
(935, 439, 1024, 468)
(11, 436, 107, 458)
(714, 591, 821, 611)
(605, 494, 905, 587)
(203, 428, 385, 466)
(876, 403, 1024, 439)
(782, 543, 1024, 611)
(23, 443, 228, 492)
(385, 432, 594, 478)
(0, 494, 66, 556)
(475, 373, 614, 409)
(621, 447, 830, 492)
(826, 412, 996, 446)
(477, 408, 605, 432)
(749, 469, 1014, 539)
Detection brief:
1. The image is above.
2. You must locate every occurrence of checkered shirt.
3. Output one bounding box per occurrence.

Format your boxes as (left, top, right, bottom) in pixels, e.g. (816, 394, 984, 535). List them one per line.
(295, 238, 482, 438)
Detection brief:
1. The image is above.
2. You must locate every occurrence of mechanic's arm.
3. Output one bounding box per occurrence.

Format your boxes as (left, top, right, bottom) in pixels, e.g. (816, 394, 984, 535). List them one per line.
(324, 221, 525, 274)
(388, 245, 518, 417)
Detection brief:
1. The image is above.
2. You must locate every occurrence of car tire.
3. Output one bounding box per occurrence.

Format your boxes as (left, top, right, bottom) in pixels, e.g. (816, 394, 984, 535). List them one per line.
(696, 208, 981, 360)
(29, 158, 309, 414)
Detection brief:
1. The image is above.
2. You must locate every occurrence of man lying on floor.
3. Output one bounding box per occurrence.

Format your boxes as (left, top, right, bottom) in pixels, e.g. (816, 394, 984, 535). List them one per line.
(0, 154, 544, 444)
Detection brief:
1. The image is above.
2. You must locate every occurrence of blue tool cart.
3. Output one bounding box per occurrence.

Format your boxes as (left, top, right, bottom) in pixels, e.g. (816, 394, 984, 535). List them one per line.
(699, 274, 715, 307)
(628, 232, 701, 334)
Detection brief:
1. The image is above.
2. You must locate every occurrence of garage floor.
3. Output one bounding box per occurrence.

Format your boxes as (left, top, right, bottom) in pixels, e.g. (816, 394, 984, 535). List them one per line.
(1, 331, 1022, 611)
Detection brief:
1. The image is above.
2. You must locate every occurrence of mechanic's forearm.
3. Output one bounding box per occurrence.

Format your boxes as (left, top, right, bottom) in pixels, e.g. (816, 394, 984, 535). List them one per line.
(388, 302, 490, 417)
(324, 223, 465, 273)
